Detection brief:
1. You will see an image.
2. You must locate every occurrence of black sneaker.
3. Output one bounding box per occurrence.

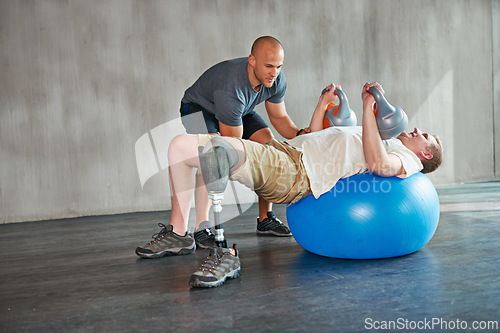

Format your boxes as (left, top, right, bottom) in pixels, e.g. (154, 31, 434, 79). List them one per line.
(194, 221, 216, 249)
(135, 223, 195, 259)
(257, 212, 292, 236)
(189, 244, 241, 288)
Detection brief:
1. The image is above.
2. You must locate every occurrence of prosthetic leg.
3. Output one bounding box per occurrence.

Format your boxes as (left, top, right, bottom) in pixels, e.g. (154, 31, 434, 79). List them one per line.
(198, 144, 230, 248)
(189, 138, 242, 288)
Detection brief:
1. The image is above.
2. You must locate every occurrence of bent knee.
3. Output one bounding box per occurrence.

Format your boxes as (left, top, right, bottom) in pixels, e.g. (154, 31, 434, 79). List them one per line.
(168, 134, 197, 161)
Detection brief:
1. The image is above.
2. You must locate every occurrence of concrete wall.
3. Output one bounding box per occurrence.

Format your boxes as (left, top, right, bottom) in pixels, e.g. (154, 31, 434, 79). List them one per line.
(494, 0, 500, 179)
(0, 0, 496, 223)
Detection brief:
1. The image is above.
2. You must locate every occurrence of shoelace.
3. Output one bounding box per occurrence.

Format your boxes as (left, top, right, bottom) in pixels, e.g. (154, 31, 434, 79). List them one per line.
(148, 223, 169, 244)
(198, 248, 223, 274)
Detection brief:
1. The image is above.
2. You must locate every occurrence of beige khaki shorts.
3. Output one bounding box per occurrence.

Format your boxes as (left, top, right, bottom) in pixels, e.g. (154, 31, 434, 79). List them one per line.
(198, 135, 311, 204)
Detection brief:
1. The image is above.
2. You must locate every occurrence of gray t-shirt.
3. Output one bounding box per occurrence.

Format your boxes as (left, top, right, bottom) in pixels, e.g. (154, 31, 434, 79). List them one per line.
(181, 57, 287, 126)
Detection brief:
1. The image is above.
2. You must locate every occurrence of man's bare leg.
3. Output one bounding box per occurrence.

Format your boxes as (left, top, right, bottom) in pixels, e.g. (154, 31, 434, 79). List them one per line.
(135, 135, 200, 258)
(167, 134, 202, 235)
(194, 173, 210, 226)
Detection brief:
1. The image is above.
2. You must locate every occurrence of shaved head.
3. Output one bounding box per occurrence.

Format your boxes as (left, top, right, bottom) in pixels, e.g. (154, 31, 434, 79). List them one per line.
(251, 36, 283, 55)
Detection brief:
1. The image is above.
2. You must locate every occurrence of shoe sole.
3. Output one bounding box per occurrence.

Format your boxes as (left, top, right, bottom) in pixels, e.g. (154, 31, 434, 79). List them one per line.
(256, 230, 292, 237)
(135, 246, 195, 259)
(195, 242, 215, 250)
(189, 267, 242, 288)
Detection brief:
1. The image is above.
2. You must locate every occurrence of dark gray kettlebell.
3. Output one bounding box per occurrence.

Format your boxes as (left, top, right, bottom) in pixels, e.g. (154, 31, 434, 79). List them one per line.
(368, 87, 408, 139)
(322, 88, 357, 128)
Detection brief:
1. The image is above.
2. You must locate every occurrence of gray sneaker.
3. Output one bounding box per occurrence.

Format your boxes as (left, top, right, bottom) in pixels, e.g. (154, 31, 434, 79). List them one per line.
(189, 245, 241, 288)
(135, 223, 195, 259)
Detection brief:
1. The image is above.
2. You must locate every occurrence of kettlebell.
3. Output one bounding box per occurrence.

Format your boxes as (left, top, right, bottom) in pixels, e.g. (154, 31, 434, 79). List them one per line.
(368, 87, 408, 140)
(322, 88, 357, 128)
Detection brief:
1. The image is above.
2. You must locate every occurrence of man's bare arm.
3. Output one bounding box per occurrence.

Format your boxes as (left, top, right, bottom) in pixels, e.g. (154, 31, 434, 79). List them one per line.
(361, 82, 404, 177)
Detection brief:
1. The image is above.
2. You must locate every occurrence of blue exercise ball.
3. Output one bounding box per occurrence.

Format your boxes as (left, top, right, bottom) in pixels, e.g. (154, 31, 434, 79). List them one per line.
(286, 172, 440, 259)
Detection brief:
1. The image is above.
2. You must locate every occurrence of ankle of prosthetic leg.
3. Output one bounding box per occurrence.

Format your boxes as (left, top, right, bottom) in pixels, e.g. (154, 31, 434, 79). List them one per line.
(198, 137, 241, 248)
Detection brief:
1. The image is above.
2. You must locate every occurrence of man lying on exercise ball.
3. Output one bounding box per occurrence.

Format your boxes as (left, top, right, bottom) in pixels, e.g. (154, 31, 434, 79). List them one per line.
(135, 82, 443, 287)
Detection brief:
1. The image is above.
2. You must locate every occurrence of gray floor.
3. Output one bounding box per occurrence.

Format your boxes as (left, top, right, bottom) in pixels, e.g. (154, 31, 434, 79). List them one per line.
(1, 182, 500, 332)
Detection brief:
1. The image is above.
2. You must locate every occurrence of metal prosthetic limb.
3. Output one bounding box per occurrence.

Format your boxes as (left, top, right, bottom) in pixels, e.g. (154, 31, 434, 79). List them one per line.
(189, 140, 242, 288)
(198, 145, 230, 248)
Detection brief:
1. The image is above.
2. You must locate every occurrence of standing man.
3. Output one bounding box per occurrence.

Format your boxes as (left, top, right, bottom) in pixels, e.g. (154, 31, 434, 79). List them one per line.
(147, 36, 305, 254)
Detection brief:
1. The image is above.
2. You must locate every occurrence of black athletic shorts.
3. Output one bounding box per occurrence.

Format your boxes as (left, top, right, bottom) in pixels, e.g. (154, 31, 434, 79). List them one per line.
(180, 102, 269, 140)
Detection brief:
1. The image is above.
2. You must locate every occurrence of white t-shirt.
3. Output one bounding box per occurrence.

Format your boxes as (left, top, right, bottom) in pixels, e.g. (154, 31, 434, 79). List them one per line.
(286, 126, 423, 198)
